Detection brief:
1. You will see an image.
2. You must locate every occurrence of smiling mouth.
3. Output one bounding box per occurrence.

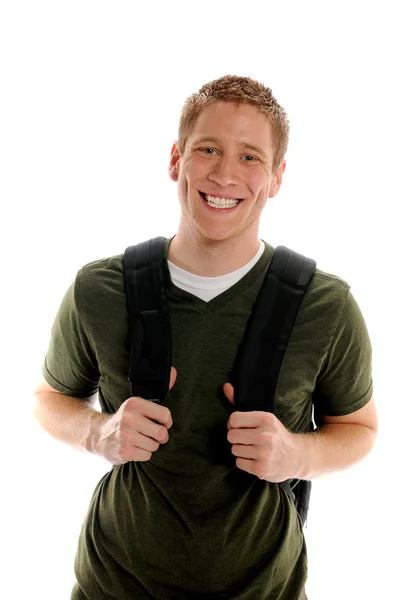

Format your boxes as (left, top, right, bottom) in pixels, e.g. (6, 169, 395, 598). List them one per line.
(199, 191, 244, 204)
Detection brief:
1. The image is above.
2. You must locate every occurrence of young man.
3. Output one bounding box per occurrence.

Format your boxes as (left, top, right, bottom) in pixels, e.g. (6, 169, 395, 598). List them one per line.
(34, 75, 377, 599)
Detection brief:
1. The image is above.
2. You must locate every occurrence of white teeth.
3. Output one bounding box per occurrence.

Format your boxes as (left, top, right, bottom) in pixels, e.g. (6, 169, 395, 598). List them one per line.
(204, 194, 240, 208)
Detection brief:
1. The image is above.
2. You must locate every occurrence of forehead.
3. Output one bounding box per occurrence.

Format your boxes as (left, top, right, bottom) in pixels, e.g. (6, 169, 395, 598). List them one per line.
(189, 101, 274, 156)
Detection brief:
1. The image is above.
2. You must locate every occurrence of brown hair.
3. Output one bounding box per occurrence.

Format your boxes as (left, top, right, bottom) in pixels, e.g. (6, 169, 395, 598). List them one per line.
(177, 74, 290, 172)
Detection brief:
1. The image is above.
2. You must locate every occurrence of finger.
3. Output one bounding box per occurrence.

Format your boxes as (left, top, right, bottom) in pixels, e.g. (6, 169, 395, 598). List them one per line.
(227, 428, 260, 445)
(114, 448, 152, 465)
(129, 431, 162, 453)
(169, 366, 177, 390)
(235, 457, 259, 476)
(231, 444, 257, 460)
(131, 448, 152, 462)
(223, 382, 235, 405)
(130, 412, 170, 443)
(147, 401, 173, 429)
(228, 410, 275, 430)
(129, 397, 173, 429)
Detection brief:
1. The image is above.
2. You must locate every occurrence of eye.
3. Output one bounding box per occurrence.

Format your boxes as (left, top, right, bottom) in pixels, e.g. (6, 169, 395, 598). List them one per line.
(199, 148, 257, 161)
(199, 148, 217, 155)
(197, 148, 258, 163)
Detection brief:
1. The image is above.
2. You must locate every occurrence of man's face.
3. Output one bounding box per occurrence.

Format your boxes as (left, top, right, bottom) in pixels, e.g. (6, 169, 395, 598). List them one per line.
(169, 101, 286, 243)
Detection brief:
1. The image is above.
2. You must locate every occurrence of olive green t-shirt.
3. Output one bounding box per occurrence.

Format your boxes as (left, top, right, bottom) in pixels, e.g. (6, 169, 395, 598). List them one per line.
(43, 238, 373, 600)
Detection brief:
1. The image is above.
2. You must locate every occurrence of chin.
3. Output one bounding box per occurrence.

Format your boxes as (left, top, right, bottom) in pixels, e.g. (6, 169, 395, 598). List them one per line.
(195, 226, 241, 243)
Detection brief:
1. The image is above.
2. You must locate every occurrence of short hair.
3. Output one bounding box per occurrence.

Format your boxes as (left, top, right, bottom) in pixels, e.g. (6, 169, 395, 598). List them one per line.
(177, 74, 290, 172)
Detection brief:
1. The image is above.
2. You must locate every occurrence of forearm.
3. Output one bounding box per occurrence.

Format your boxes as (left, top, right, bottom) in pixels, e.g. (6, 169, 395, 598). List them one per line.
(294, 423, 377, 480)
(32, 391, 108, 454)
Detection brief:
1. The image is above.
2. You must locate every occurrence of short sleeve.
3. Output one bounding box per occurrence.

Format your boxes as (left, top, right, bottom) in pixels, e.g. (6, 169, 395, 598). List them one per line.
(42, 271, 100, 398)
(314, 288, 373, 420)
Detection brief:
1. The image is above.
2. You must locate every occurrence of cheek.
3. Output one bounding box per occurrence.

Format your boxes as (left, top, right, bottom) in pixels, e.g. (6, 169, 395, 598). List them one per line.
(177, 178, 194, 211)
(247, 174, 267, 196)
(257, 180, 273, 201)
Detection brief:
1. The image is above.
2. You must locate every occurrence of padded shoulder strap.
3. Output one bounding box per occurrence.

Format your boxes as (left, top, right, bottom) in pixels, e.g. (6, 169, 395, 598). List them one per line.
(232, 246, 316, 413)
(123, 237, 171, 402)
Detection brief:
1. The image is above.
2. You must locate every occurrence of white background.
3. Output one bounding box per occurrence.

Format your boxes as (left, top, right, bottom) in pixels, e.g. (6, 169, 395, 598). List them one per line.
(1, 1, 399, 598)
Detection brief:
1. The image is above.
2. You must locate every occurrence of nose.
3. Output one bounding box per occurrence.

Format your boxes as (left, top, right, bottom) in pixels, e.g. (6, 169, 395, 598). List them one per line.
(207, 154, 240, 189)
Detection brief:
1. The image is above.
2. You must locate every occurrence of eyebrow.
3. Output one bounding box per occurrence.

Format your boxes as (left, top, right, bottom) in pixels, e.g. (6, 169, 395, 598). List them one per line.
(192, 136, 267, 159)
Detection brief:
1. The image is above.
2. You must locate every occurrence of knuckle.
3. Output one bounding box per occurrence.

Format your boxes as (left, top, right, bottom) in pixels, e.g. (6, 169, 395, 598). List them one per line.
(259, 430, 272, 444)
(126, 396, 143, 412)
(230, 413, 240, 428)
(161, 407, 172, 425)
(227, 430, 234, 443)
(159, 433, 169, 444)
(157, 426, 168, 442)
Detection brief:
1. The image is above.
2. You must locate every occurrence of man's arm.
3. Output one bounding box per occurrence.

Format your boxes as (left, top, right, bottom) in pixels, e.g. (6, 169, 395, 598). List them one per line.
(225, 385, 378, 482)
(294, 395, 378, 480)
(32, 378, 108, 454)
(33, 375, 175, 464)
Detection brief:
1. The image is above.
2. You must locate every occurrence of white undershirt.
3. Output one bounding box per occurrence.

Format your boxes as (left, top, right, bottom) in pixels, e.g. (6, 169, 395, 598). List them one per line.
(167, 241, 265, 302)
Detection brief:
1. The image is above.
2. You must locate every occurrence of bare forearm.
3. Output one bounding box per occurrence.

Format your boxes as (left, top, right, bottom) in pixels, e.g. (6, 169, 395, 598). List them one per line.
(295, 423, 377, 480)
(32, 391, 108, 454)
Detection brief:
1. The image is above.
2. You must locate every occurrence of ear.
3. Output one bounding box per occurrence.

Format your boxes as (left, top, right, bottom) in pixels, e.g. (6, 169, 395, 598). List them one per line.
(168, 141, 180, 182)
(269, 160, 286, 198)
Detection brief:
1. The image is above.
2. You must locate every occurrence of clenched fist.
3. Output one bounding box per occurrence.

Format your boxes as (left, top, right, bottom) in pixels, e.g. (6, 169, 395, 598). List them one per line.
(92, 367, 177, 465)
(223, 380, 302, 482)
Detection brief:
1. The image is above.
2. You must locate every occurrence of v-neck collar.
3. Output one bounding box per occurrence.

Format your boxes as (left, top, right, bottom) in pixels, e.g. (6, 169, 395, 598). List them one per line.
(162, 237, 274, 314)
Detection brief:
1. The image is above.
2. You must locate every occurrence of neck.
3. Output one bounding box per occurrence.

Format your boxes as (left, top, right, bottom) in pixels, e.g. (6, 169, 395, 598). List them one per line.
(168, 225, 261, 277)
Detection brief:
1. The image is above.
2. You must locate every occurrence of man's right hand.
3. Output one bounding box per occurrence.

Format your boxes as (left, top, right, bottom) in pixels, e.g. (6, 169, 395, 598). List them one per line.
(93, 367, 177, 465)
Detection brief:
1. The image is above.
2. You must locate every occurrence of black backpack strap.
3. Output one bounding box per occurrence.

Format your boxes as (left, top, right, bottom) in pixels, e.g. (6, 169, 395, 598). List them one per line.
(123, 237, 171, 402)
(232, 246, 316, 413)
(294, 478, 312, 526)
(232, 246, 316, 525)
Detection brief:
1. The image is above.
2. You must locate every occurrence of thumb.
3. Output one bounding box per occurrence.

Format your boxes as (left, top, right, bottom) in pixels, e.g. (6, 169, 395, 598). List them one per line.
(169, 366, 177, 390)
(223, 382, 235, 405)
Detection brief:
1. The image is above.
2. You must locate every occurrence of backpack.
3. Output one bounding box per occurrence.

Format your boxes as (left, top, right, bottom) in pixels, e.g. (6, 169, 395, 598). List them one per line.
(123, 237, 316, 526)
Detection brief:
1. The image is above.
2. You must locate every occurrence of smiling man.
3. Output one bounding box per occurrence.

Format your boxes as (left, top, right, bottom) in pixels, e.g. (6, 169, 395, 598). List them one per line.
(168, 100, 285, 276)
(33, 75, 377, 600)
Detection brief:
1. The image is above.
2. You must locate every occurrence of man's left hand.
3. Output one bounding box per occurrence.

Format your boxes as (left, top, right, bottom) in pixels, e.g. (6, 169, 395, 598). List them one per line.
(223, 382, 302, 482)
